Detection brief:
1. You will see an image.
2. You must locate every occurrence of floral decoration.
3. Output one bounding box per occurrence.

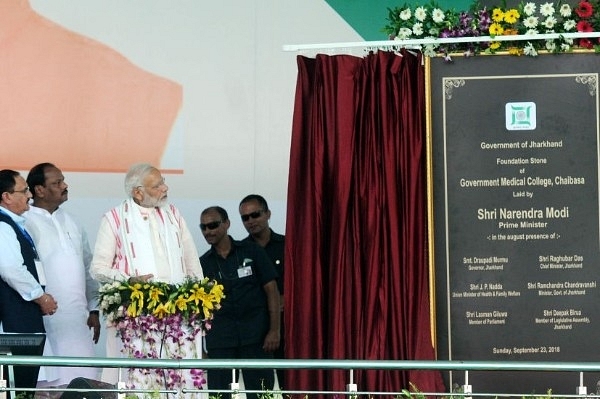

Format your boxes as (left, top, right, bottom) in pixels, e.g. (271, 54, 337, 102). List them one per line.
(383, 0, 600, 58)
(98, 277, 225, 397)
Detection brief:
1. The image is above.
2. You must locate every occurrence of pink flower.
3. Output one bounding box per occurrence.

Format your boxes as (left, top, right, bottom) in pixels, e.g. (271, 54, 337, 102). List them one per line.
(577, 20, 594, 32)
(575, 1, 594, 18)
(579, 38, 594, 48)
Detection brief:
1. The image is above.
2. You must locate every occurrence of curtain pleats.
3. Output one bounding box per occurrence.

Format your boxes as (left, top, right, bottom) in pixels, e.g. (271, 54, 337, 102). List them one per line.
(285, 50, 444, 396)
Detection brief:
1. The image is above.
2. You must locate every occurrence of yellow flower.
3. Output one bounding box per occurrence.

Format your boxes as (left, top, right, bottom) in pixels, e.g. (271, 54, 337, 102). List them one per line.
(152, 301, 175, 318)
(210, 283, 225, 300)
(490, 41, 501, 50)
(508, 47, 523, 55)
(174, 295, 188, 312)
(99, 278, 224, 326)
(492, 8, 504, 22)
(504, 28, 518, 36)
(489, 23, 504, 36)
(127, 286, 144, 317)
(504, 9, 520, 24)
(188, 285, 206, 306)
(147, 287, 164, 310)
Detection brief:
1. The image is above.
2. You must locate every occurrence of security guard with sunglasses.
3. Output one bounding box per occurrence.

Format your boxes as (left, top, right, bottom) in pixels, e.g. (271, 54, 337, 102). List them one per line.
(199, 205, 280, 399)
(238, 194, 285, 388)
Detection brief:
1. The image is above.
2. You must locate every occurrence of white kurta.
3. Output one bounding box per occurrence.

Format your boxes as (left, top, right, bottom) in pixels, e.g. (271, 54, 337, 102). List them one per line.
(90, 200, 203, 384)
(25, 205, 99, 386)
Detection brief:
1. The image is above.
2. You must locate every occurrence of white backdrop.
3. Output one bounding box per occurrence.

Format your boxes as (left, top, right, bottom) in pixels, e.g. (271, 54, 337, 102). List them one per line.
(25, 0, 363, 253)
(20, 0, 362, 357)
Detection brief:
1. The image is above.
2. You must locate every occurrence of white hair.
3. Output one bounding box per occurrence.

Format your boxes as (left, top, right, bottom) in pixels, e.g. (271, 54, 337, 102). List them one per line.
(124, 163, 156, 197)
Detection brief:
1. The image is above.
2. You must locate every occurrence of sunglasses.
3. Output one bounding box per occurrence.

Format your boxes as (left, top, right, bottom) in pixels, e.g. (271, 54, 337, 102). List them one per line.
(200, 221, 222, 231)
(241, 210, 264, 222)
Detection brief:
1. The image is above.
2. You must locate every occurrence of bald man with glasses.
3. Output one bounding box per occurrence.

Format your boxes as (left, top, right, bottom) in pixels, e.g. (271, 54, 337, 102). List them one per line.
(199, 205, 280, 399)
(0, 169, 58, 397)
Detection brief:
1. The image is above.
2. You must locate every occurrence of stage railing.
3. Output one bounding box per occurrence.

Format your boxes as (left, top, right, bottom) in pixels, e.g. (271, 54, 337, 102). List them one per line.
(2, 357, 600, 398)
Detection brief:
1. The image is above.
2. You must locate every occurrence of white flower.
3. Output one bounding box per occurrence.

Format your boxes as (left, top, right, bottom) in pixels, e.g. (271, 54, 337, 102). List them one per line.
(526, 28, 539, 35)
(414, 6, 427, 22)
(545, 40, 557, 52)
(423, 44, 437, 57)
(523, 16, 539, 29)
(400, 8, 411, 21)
(540, 3, 555, 17)
(563, 20, 576, 31)
(564, 37, 574, 45)
(432, 8, 445, 23)
(412, 22, 424, 36)
(396, 27, 412, 39)
(561, 43, 572, 52)
(524, 42, 538, 56)
(523, 2, 537, 16)
(559, 4, 571, 17)
(543, 16, 557, 29)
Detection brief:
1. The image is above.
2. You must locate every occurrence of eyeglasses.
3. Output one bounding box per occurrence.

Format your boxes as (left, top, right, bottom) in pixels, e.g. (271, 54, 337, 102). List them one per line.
(241, 210, 265, 222)
(11, 186, 30, 195)
(200, 221, 222, 231)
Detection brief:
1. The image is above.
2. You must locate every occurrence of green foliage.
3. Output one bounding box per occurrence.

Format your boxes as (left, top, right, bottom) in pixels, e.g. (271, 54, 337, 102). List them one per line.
(523, 388, 556, 399)
(124, 390, 161, 399)
(400, 382, 427, 399)
(404, 384, 561, 399)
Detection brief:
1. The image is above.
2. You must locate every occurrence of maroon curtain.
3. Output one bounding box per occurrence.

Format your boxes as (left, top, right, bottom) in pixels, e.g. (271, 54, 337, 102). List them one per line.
(284, 50, 445, 395)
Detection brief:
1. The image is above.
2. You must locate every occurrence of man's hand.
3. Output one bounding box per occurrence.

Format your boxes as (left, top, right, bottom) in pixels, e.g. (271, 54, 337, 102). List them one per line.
(263, 329, 280, 353)
(262, 280, 281, 352)
(87, 312, 101, 344)
(128, 274, 154, 284)
(34, 293, 58, 315)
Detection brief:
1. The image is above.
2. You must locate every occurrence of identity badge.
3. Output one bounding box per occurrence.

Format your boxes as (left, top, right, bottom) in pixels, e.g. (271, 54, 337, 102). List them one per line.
(237, 266, 253, 278)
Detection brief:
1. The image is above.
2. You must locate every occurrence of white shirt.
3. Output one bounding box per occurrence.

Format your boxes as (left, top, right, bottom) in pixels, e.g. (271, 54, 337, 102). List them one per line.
(25, 205, 99, 385)
(25, 205, 98, 311)
(90, 201, 202, 283)
(0, 206, 44, 301)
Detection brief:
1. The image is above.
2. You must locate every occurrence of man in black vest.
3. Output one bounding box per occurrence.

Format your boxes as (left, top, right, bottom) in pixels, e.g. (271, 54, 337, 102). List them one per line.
(0, 169, 58, 398)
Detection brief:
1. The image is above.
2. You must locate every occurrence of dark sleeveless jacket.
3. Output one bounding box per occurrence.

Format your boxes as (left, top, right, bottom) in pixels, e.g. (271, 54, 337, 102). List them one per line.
(0, 211, 44, 332)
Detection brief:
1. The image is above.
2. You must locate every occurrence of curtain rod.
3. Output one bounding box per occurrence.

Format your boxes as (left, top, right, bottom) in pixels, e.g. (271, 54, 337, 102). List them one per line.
(283, 32, 600, 52)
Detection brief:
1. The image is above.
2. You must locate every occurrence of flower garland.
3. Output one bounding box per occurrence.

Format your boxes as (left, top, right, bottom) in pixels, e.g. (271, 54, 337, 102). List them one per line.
(383, 0, 600, 58)
(98, 277, 225, 397)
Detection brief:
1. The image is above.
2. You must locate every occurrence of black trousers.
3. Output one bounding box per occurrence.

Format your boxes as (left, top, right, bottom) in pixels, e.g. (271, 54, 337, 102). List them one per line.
(13, 365, 40, 398)
(207, 342, 274, 399)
